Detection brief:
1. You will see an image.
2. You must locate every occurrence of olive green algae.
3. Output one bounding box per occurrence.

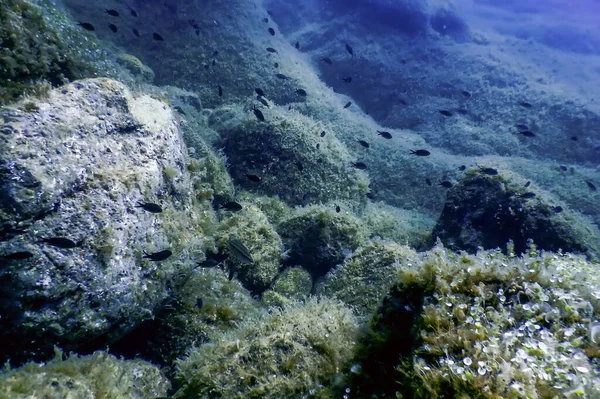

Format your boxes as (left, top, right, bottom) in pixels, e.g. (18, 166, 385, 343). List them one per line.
(173, 298, 359, 399)
(0, 349, 170, 399)
(347, 244, 600, 398)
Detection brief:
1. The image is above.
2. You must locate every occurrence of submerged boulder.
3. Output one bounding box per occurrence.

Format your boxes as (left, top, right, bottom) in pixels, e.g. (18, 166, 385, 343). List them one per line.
(0, 78, 216, 365)
(432, 167, 600, 258)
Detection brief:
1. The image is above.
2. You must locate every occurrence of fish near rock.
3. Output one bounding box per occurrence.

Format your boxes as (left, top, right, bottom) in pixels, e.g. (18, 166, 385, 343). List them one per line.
(345, 43, 354, 56)
(377, 131, 392, 139)
(40, 237, 79, 249)
(410, 149, 430, 156)
(253, 106, 265, 121)
(220, 201, 243, 211)
(136, 202, 162, 213)
(105, 9, 120, 17)
(143, 249, 172, 261)
(227, 238, 254, 264)
(352, 162, 367, 170)
(343, 102, 352, 109)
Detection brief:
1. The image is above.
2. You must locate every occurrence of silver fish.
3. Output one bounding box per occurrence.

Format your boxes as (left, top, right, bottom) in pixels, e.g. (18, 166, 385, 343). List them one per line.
(227, 238, 254, 264)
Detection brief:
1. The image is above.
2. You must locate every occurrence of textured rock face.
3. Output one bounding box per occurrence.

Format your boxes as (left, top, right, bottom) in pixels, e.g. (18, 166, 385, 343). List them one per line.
(0, 78, 213, 365)
(432, 169, 600, 258)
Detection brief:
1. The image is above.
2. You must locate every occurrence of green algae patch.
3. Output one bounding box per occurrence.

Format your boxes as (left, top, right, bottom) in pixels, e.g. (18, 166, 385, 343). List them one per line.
(0, 349, 170, 399)
(215, 203, 283, 292)
(0, 0, 97, 104)
(317, 241, 420, 318)
(174, 298, 359, 399)
(349, 244, 600, 398)
(263, 266, 313, 307)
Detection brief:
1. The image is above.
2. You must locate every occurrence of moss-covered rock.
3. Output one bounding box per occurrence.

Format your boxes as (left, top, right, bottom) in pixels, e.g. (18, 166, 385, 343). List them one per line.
(0, 0, 101, 104)
(433, 167, 600, 259)
(116, 53, 155, 84)
(262, 266, 312, 307)
(173, 298, 359, 399)
(217, 104, 370, 207)
(317, 241, 419, 317)
(215, 203, 283, 292)
(362, 201, 435, 249)
(110, 267, 262, 377)
(278, 205, 370, 277)
(0, 349, 170, 399)
(348, 244, 600, 398)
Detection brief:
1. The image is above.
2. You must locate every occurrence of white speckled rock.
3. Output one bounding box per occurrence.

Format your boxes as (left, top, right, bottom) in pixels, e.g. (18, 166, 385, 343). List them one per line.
(0, 78, 216, 365)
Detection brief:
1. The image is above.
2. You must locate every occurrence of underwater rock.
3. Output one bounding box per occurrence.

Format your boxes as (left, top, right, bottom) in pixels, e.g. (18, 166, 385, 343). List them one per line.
(262, 266, 312, 307)
(316, 241, 419, 318)
(173, 298, 359, 399)
(0, 78, 215, 365)
(0, 350, 170, 398)
(215, 203, 283, 293)
(348, 245, 600, 398)
(278, 206, 369, 277)
(116, 53, 155, 83)
(432, 168, 600, 258)
(217, 105, 369, 207)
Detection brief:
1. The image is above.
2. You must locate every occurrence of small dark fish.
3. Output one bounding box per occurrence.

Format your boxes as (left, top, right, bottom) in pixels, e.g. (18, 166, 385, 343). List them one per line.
(586, 181, 597, 192)
(342, 77, 352, 83)
(253, 106, 265, 121)
(153, 33, 164, 41)
(256, 96, 269, 107)
(196, 298, 203, 309)
(335, 205, 341, 213)
(136, 202, 162, 213)
(197, 259, 222, 268)
(524, 181, 531, 187)
(268, 27, 275, 35)
(479, 167, 498, 176)
(295, 41, 300, 49)
(173, 106, 186, 115)
(218, 85, 223, 97)
(461, 90, 471, 98)
(132, 28, 140, 37)
(266, 47, 277, 53)
(40, 237, 78, 249)
(425, 178, 432, 186)
(377, 131, 392, 139)
(316, 143, 320, 149)
(297, 162, 304, 171)
(515, 123, 529, 131)
(296, 89, 307, 97)
(559, 165, 568, 171)
(302, 192, 311, 203)
(143, 249, 172, 262)
(129, 7, 138, 17)
(519, 131, 535, 137)
(571, 136, 578, 141)
(213, 50, 219, 57)
(458, 165, 466, 171)
(322, 57, 333, 65)
(439, 110, 453, 117)
(519, 102, 533, 108)
(108, 24, 118, 33)
(410, 149, 430, 156)
(343, 102, 352, 109)
(352, 162, 367, 170)
(320, 131, 326, 137)
(345, 43, 354, 56)
(357, 140, 369, 148)
(553, 206, 563, 213)
(255, 88, 265, 97)
(439, 180, 453, 188)
(275, 73, 288, 79)
(246, 173, 261, 182)
(1, 251, 34, 260)
(77, 22, 95, 31)
(212, 59, 216, 66)
(105, 9, 120, 17)
(520, 192, 536, 199)
(227, 238, 254, 264)
(366, 192, 376, 200)
(274, 62, 279, 68)
(263, 17, 269, 23)
(220, 201, 243, 211)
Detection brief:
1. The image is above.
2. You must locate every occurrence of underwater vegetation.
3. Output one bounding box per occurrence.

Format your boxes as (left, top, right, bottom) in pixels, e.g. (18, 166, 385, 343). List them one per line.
(348, 244, 600, 398)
